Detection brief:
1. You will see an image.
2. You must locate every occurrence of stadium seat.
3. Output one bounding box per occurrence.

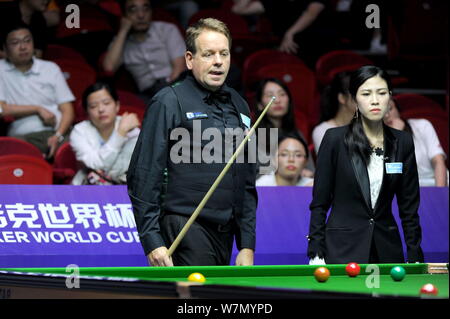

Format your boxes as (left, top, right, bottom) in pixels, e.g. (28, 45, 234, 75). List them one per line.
(97, 0, 122, 17)
(0, 154, 53, 184)
(255, 63, 320, 137)
(387, 0, 447, 62)
(55, 3, 114, 38)
(43, 44, 87, 64)
(0, 137, 43, 158)
(315, 50, 373, 87)
(52, 58, 97, 123)
(118, 91, 146, 109)
(393, 94, 447, 117)
(230, 34, 275, 69)
(242, 49, 305, 91)
(53, 143, 78, 184)
(119, 105, 146, 123)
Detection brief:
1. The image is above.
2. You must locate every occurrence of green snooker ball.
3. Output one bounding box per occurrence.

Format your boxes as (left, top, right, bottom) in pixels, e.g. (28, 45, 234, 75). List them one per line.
(390, 266, 406, 281)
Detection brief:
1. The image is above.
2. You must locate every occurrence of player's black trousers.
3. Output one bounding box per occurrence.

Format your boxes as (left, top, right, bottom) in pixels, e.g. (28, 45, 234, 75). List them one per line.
(160, 212, 235, 266)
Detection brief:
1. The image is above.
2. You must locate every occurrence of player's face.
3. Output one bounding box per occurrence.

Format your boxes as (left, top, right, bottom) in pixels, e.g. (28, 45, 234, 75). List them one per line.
(276, 138, 307, 181)
(186, 30, 230, 92)
(125, 0, 152, 32)
(260, 81, 289, 119)
(355, 76, 390, 122)
(4, 29, 34, 66)
(86, 88, 120, 130)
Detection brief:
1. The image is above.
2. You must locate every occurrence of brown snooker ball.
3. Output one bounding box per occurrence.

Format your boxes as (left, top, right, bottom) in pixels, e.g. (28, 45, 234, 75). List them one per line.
(314, 267, 330, 282)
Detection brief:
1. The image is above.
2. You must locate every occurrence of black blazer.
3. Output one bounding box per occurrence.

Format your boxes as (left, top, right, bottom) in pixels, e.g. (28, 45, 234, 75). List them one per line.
(308, 125, 424, 264)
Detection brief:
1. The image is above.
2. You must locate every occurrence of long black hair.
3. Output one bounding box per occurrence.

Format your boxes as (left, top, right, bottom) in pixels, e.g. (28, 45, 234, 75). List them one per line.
(318, 71, 352, 124)
(254, 78, 297, 133)
(345, 65, 392, 164)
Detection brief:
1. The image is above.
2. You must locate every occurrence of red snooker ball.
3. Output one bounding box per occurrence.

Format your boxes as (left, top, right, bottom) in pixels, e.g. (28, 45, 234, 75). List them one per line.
(314, 267, 330, 283)
(345, 262, 361, 277)
(420, 283, 438, 296)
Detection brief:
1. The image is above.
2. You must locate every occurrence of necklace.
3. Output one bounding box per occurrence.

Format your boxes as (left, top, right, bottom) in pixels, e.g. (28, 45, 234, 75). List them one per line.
(372, 146, 384, 157)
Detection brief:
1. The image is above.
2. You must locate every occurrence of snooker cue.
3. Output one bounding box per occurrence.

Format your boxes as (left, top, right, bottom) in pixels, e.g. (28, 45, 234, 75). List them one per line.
(167, 96, 276, 257)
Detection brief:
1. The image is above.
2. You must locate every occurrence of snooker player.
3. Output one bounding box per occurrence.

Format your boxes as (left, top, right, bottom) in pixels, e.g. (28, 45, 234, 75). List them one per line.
(127, 18, 257, 267)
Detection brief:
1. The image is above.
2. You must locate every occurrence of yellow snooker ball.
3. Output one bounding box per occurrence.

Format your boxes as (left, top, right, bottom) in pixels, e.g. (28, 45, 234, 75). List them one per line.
(188, 272, 206, 283)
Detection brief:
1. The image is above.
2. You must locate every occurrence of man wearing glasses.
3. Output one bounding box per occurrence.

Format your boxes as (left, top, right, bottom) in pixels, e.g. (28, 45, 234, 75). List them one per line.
(103, 0, 186, 104)
(0, 23, 75, 159)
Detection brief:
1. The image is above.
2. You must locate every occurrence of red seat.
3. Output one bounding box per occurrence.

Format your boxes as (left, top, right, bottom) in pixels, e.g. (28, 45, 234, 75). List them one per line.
(55, 4, 114, 38)
(387, 0, 447, 62)
(255, 63, 320, 140)
(43, 44, 87, 64)
(52, 58, 97, 123)
(119, 105, 146, 123)
(0, 155, 53, 184)
(188, 9, 249, 36)
(0, 137, 43, 158)
(118, 91, 146, 109)
(393, 94, 447, 118)
(53, 143, 78, 184)
(230, 34, 275, 69)
(315, 50, 373, 87)
(97, 0, 122, 17)
(242, 49, 305, 91)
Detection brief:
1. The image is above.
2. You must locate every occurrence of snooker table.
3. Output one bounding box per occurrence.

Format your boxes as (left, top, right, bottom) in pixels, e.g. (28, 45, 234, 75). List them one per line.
(0, 263, 447, 299)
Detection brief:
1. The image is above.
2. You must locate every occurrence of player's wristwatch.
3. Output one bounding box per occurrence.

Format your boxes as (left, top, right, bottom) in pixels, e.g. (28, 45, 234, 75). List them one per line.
(55, 131, 64, 143)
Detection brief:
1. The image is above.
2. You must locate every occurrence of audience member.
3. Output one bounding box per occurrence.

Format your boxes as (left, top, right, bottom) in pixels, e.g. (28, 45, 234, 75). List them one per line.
(70, 81, 140, 185)
(312, 71, 354, 154)
(0, 23, 75, 158)
(152, 0, 199, 29)
(0, 0, 51, 59)
(384, 98, 448, 187)
(232, 0, 336, 67)
(254, 77, 315, 176)
(103, 0, 186, 104)
(43, 0, 60, 27)
(256, 133, 313, 186)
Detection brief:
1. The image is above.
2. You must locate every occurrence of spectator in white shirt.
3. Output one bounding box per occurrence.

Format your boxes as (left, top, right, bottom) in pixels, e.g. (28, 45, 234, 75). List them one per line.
(384, 98, 448, 187)
(70, 82, 140, 185)
(0, 23, 75, 159)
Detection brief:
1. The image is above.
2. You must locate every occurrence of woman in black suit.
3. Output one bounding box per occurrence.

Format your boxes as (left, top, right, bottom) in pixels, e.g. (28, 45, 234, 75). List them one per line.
(308, 66, 424, 264)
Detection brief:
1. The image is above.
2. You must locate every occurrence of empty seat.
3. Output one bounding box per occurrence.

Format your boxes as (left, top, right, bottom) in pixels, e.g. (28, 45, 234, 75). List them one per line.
(53, 142, 78, 184)
(0, 154, 53, 184)
(315, 50, 373, 86)
(243, 49, 305, 91)
(0, 137, 43, 158)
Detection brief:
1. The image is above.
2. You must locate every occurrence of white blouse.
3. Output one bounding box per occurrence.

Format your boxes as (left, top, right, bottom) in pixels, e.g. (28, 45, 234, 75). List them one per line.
(366, 148, 385, 209)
